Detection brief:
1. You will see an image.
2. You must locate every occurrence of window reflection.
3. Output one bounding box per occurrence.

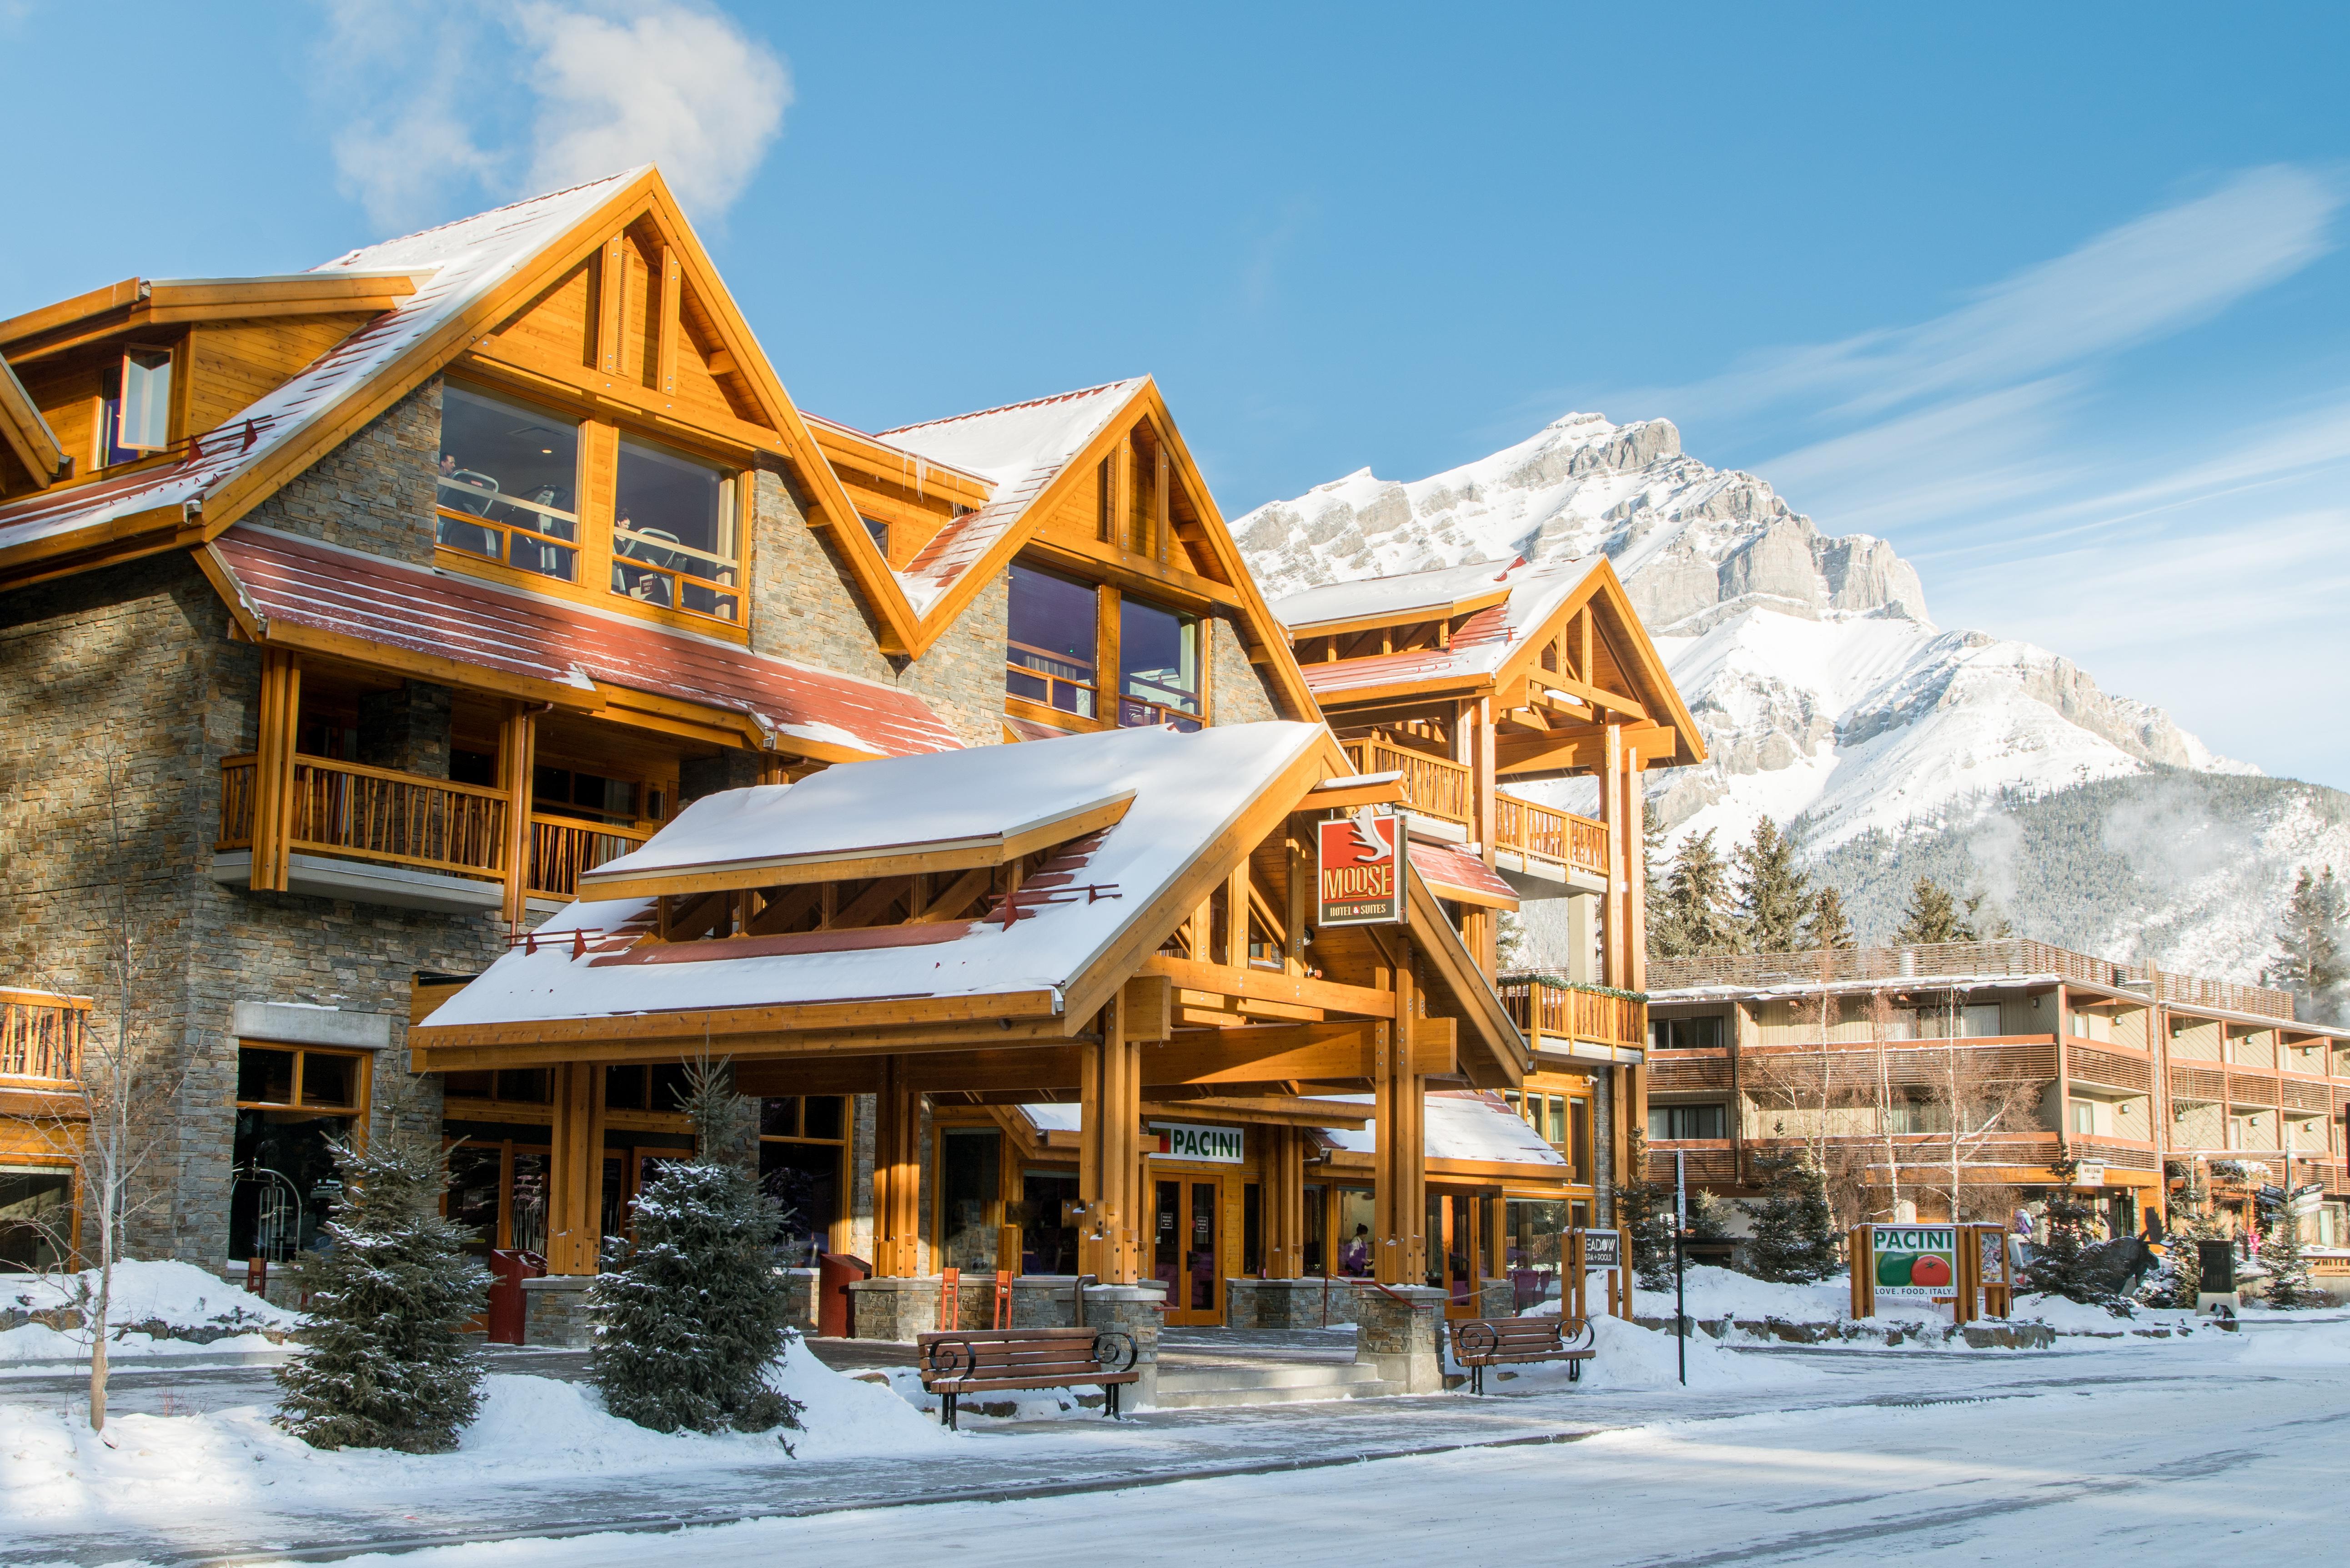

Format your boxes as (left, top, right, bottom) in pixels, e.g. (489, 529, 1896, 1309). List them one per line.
(1118, 596, 1201, 729)
(435, 385, 581, 582)
(612, 437, 738, 622)
(1006, 565, 1098, 717)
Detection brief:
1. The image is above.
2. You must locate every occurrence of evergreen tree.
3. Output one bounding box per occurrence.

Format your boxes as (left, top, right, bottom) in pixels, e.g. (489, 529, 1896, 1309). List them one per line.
(1653, 829, 1740, 958)
(2263, 1208, 2318, 1309)
(1732, 816, 1813, 955)
(1963, 893, 2014, 940)
(1895, 877, 1973, 945)
(1741, 1150, 1842, 1283)
(2018, 1160, 2116, 1307)
(1800, 885, 1857, 951)
(589, 1058, 803, 1436)
(1642, 814, 1676, 960)
(2263, 865, 2348, 1025)
(274, 1122, 487, 1453)
(1688, 1188, 1734, 1244)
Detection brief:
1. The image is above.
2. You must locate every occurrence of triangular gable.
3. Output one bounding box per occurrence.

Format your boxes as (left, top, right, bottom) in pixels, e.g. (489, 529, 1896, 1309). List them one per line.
(0, 355, 65, 491)
(874, 377, 1320, 720)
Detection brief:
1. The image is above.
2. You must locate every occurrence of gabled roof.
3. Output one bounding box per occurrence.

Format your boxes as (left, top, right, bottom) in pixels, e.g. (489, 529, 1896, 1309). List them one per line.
(0, 356, 65, 489)
(202, 523, 961, 764)
(420, 721, 1329, 1028)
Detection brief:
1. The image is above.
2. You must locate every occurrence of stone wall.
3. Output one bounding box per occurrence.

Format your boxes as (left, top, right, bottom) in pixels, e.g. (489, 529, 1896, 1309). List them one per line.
(1209, 610, 1283, 726)
(0, 550, 507, 1265)
(244, 380, 442, 566)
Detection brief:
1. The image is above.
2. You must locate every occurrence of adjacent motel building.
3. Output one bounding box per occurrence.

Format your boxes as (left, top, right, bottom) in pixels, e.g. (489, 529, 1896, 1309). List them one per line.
(0, 168, 1707, 1343)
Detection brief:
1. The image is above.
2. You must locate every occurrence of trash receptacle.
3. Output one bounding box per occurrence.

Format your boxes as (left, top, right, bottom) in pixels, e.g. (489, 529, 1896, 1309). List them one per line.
(818, 1252, 871, 1339)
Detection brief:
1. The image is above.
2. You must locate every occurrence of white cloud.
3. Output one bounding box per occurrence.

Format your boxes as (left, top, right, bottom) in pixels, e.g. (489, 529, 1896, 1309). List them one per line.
(311, 0, 789, 235)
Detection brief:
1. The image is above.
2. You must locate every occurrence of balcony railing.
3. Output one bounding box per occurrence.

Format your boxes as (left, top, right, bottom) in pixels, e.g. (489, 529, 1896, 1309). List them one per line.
(1491, 793, 1609, 880)
(1498, 975, 1645, 1053)
(221, 755, 508, 881)
(530, 817, 652, 900)
(1339, 739, 1608, 879)
(1343, 738, 1473, 824)
(0, 989, 87, 1083)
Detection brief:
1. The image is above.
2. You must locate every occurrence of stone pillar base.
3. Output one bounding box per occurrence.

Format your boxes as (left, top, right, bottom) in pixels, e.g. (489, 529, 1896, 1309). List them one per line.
(1477, 1279, 1516, 1320)
(1351, 1282, 1447, 1394)
(780, 1267, 819, 1336)
(1225, 1276, 1356, 1330)
(1081, 1281, 1167, 1408)
(846, 1276, 941, 1342)
(520, 1274, 597, 1349)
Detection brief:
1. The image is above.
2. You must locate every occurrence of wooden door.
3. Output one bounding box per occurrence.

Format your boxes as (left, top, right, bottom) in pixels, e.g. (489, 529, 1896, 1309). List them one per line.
(1154, 1176, 1225, 1326)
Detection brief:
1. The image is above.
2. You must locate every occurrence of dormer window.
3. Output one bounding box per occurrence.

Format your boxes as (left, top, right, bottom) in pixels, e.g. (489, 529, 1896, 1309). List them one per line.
(436, 384, 581, 582)
(612, 436, 738, 622)
(1119, 596, 1200, 730)
(100, 347, 173, 466)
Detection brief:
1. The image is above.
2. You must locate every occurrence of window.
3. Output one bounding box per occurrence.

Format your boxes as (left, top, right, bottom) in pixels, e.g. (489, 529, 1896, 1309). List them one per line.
(535, 765, 637, 826)
(612, 436, 739, 622)
(2073, 1101, 2096, 1135)
(760, 1096, 849, 1264)
(0, 1166, 72, 1272)
(861, 514, 889, 557)
(1006, 564, 1098, 717)
(230, 1043, 368, 1261)
(1651, 1015, 1724, 1051)
(100, 348, 173, 465)
(437, 385, 582, 581)
(442, 1068, 554, 1105)
(937, 1128, 1001, 1273)
(1119, 596, 1202, 730)
(1014, 1169, 1080, 1275)
(1648, 1103, 1727, 1140)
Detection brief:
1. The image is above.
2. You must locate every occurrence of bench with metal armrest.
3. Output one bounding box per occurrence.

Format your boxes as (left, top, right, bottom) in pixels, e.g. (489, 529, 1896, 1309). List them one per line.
(1447, 1315, 1597, 1395)
(914, 1326, 1140, 1430)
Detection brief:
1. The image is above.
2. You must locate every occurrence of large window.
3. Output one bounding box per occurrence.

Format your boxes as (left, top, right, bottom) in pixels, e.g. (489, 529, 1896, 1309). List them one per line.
(230, 1043, 368, 1262)
(937, 1128, 1002, 1273)
(1119, 596, 1201, 730)
(0, 1166, 72, 1272)
(1014, 1169, 1079, 1275)
(1006, 564, 1098, 717)
(1650, 1015, 1724, 1051)
(759, 1096, 847, 1264)
(436, 384, 582, 582)
(613, 436, 739, 622)
(1647, 1103, 1727, 1141)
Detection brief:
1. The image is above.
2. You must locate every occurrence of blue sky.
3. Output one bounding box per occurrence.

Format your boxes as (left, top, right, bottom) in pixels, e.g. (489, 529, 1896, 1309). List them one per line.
(6, 2, 2347, 787)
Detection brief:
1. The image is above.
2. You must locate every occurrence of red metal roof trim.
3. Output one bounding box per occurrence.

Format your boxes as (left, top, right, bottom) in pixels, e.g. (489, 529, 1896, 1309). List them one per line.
(209, 525, 963, 758)
(1410, 841, 1517, 905)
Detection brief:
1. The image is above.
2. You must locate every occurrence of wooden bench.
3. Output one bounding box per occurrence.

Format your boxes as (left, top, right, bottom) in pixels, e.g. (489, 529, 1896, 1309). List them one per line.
(915, 1326, 1140, 1430)
(1448, 1315, 1596, 1395)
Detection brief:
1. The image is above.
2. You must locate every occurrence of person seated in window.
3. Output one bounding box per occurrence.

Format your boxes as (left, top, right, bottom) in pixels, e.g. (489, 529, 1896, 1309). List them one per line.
(1339, 1224, 1371, 1277)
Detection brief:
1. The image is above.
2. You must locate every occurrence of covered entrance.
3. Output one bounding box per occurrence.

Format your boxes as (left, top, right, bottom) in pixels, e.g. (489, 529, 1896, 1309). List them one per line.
(1427, 1186, 1503, 1317)
(1154, 1173, 1227, 1325)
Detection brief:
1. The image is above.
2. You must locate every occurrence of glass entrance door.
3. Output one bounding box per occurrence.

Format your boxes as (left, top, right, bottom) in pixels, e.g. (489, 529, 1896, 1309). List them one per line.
(1426, 1190, 1496, 1318)
(1155, 1177, 1224, 1325)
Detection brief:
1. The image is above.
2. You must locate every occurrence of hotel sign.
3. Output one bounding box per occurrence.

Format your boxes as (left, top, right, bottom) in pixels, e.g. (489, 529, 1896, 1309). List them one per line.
(1317, 810, 1403, 927)
(1151, 1122, 1244, 1164)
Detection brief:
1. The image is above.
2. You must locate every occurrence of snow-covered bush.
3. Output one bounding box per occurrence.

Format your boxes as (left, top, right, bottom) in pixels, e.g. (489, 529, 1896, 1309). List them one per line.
(1741, 1151, 1841, 1283)
(274, 1123, 487, 1452)
(589, 1059, 802, 1436)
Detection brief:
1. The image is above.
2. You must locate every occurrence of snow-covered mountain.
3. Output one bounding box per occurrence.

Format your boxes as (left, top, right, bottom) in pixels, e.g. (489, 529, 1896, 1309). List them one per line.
(1236, 413, 2345, 980)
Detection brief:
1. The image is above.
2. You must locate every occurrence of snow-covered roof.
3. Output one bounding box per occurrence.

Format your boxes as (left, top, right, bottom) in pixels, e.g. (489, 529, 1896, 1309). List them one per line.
(1281, 556, 1606, 699)
(422, 721, 1326, 1028)
(879, 380, 1144, 616)
(1320, 1091, 1567, 1167)
(0, 171, 644, 559)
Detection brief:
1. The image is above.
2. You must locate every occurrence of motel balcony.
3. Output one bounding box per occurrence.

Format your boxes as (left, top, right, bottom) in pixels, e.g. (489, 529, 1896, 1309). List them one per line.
(0, 988, 89, 1120)
(1498, 974, 1646, 1063)
(215, 753, 649, 915)
(1340, 737, 1608, 894)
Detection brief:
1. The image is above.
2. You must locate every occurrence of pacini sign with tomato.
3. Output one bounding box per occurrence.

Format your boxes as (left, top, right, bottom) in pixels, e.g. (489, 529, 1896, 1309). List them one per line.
(1868, 1226, 1960, 1295)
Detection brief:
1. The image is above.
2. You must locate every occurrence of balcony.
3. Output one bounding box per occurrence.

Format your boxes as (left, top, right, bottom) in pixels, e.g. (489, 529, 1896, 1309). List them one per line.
(530, 816, 652, 901)
(1340, 738, 1607, 889)
(0, 989, 86, 1085)
(1499, 975, 1645, 1062)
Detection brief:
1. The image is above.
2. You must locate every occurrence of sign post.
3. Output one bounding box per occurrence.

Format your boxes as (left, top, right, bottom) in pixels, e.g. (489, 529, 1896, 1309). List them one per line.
(1851, 1224, 1962, 1320)
(1673, 1149, 1687, 1386)
(1567, 1227, 1626, 1320)
(1316, 810, 1404, 927)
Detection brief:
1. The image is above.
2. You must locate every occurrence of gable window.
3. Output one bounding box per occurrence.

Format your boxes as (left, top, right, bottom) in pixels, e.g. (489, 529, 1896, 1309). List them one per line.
(1006, 563, 1098, 717)
(612, 436, 739, 622)
(436, 384, 581, 582)
(1118, 596, 1201, 730)
(861, 513, 889, 558)
(100, 347, 173, 466)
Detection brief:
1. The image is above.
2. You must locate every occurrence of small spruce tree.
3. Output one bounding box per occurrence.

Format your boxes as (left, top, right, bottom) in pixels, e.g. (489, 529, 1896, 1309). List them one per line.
(2018, 1159, 2115, 1307)
(1895, 877, 1973, 945)
(1801, 885, 1857, 951)
(2263, 1208, 2318, 1309)
(1741, 1150, 1842, 1283)
(1655, 829, 1741, 958)
(274, 1121, 487, 1453)
(2263, 865, 2348, 1026)
(589, 1057, 802, 1435)
(1732, 816, 1812, 955)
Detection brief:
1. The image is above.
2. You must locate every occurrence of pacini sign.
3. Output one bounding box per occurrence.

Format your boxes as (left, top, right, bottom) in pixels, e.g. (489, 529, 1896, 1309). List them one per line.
(1152, 1122, 1244, 1163)
(1868, 1225, 1958, 1296)
(1317, 810, 1402, 926)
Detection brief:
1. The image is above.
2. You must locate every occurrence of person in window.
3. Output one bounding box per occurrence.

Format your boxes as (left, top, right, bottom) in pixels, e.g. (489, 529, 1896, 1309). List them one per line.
(435, 452, 502, 557)
(1339, 1224, 1371, 1277)
(611, 512, 677, 607)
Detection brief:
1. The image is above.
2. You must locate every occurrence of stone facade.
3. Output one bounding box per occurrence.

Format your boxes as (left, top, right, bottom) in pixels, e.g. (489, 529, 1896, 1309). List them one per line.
(1209, 609, 1282, 725)
(244, 380, 442, 566)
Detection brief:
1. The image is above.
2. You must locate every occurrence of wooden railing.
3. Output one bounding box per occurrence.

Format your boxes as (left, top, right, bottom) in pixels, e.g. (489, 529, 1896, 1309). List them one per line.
(1341, 739, 1472, 825)
(0, 989, 88, 1082)
(1498, 977, 1645, 1053)
(1490, 793, 1608, 879)
(530, 817, 652, 899)
(220, 754, 507, 881)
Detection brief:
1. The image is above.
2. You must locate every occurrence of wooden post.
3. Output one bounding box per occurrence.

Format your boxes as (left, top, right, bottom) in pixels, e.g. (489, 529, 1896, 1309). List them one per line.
(1266, 1125, 1306, 1278)
(1111, 432, 1133, 556)
(1224, 864, 1249, 968)
(1096, 582, 1121, 726)
(250, 648, 301, 893)
(498, 701, 538, 926)
(546, 1062, 605, 1276)
(1601, 722, 1625, 987)
(596, 235, 628, 377)
(1080, 995, 1142, 1284)
(1374, 957, 1425, 1284)
(1850, 1225, 1875, 1318)
(1284, 825, 1309, 978)
(655, 245, 681, 398)
(1155, 440, 1170, 566)
(1476, 695, 1497, 869)
(1626, 744, 1647, 993)
(873, 1056, 922, 1277)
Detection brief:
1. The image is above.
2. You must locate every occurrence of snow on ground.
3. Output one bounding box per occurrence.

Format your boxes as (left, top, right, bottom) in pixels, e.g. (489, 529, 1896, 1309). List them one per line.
(0, 1260, 300, 1362)
(0, 1347, 948, 1527)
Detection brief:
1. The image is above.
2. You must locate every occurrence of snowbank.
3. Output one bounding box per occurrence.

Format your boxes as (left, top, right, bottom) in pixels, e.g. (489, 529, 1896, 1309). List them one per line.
(1, 1350, 949, 1526)
(1477, 1313, 1815, 1395)
(0, 1260, 301, 1361)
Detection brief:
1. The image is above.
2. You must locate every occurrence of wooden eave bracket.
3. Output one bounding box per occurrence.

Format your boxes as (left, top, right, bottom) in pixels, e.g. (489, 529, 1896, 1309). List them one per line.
(0, 355, 67, 487)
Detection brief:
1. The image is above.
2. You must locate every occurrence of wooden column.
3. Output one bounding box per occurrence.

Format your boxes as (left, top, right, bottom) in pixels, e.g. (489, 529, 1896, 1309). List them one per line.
(655, 245, 682, 398)
(546, 1062, 605, 1276)
(1080, 995, 1142, 1284)
(873, 1056, 922, 1277)
(1264, 1124, 1306, 1278)
(1373, 956, 1426, 1284)
(1096, 582, 1121, 725)
(250, 648, 301, 893)
(1600, 722, 1626, 988)
(1476, 695, 1498, 868)
(1224, 864, 1249, 967)
(1154, 442, 1171, 566)
(498, 702, 539, 926)
(1284, 824, 1309, 977)
(1626, 743, 1647, 993)
(596, 235, 628, 376)
(1110, 432, 1134, 555)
